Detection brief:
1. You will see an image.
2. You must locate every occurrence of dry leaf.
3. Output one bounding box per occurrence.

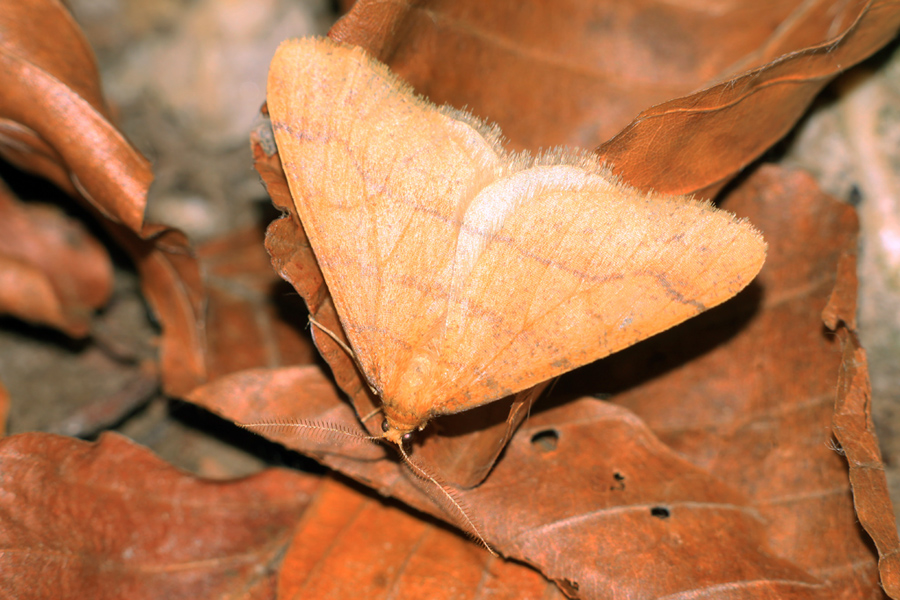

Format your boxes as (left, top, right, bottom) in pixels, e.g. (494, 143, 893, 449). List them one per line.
(0, 380, 8, 436)
(0, 0, 207, 393)
(0, 0, 148, 229)
(114, 226, 206, 396)
(0, 180, 111, 336)
(196, 226, 316, 381)
(0, 431, 316, 599)
(330, 0, 900, 196)
(192, 369, 826, 598)
(200, 165, 896, 598)
(833, 329, 900, 597)
(598, 0, 900, 196)
(604, 166, 891, 596)
(278, 476, 565, 599)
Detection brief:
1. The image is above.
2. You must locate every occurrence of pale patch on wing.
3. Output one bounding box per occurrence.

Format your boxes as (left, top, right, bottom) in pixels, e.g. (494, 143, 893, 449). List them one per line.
(424, 164, 765, 417)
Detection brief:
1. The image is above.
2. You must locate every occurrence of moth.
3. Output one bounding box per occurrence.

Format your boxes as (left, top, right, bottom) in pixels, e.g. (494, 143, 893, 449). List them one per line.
(257, 36, 766, 552)
(265, 36, 765, 444)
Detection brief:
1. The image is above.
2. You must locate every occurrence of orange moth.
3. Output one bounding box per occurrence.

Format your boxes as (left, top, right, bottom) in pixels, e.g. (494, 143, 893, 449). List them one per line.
(265, 38, 766, 448)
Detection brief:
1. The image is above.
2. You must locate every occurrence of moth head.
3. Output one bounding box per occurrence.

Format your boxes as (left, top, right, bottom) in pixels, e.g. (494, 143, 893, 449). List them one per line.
(380, 416, 416, 446)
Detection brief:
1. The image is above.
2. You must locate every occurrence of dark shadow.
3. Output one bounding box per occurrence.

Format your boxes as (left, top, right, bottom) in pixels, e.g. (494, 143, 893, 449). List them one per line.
(427, 394, 521, 440)
(0, 315, 92, 353)
(543, 277, 765, 410)
(0, 157, 134, 271)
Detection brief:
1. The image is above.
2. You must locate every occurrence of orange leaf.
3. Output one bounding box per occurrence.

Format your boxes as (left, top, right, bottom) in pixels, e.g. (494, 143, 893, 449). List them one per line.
(0, 380, 8, 436)
(330, 0, 900, 197)
(0, 0, 149, 230)
(0, 180, 111, 336)
(0, 432, 317, 599)
(278, 477, 564, 599)
(200, 165, 894, 597)
(196, 226, 316, 381)
(598, 0, 900, 196)
(833, 330, 900, 597)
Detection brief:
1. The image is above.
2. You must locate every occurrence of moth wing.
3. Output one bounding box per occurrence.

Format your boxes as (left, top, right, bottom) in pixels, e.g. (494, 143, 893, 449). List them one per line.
(267, 37, 505, 399)
(420, 163, 766, 416)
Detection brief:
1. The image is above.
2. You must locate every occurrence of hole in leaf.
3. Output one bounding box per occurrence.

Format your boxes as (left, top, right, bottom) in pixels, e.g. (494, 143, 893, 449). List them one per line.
(610, 471, 626, 491)
(650, 506, 670, 519)
(847, 184, 862, 207)
(530, 429, 559, 452)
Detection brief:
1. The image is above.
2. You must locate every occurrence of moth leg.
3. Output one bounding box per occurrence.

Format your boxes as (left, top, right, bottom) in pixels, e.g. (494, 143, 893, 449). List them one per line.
(308, 315, 379, 396)
(308, 315, 354, 357)
(360, 406, 383, 422)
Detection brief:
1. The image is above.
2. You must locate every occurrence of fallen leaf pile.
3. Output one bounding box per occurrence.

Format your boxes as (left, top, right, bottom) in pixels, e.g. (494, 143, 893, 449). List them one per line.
(1, 0, 899, 598)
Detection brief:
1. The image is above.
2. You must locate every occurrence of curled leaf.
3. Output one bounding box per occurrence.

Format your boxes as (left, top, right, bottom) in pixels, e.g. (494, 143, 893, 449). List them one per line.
(0, 180, 111, 336)
(0, 0, 207, 392)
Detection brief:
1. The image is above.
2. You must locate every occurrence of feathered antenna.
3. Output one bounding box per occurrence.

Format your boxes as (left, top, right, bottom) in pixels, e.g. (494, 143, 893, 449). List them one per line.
(237, 419, 380, 445)
(242, 316, 497, 555)
(240, 416, 497, 555)
(394, 440, 497, 556)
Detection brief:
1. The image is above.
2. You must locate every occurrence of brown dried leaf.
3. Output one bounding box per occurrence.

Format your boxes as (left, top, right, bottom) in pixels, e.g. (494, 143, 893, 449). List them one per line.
(0, 431, 317, 599)
(196, 225, 316, 381)
(604, 166, 892, 596)
(110, 225, 206, 396)
(0, 380, 8, 436)
(198, 165, 895, 598)
(598, 0, 900, 196)
(193, 368, 829, 598)
(0, 0, 148, 230)
(833, 330, 900, 597)
(0, 0, 207, 393)
(188, 365, 387, 464)
(329, 0, 900, 196)
(0, 180, 111, 336)
(278, 476, 564, 599)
